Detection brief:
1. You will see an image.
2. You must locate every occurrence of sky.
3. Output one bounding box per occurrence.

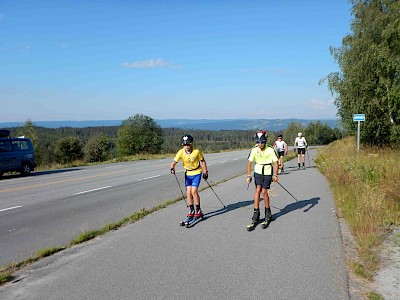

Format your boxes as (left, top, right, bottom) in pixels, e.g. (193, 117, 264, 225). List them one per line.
(0, 0, 353, 122)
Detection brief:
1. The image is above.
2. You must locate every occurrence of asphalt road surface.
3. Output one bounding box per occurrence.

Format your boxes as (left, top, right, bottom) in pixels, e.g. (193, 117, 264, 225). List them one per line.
(0, 149, 352, 299)
(0, 150, 249, 266)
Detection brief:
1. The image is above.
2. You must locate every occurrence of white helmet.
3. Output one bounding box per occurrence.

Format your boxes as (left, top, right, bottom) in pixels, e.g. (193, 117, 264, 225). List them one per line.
(298, 132, 302, 137)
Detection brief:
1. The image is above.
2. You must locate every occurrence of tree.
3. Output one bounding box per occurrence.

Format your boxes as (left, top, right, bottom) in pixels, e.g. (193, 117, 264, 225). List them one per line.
(16, 119, 42, 164)
(304, 121, 338, 145)
(283, 122, 304, 146)
(54, 136, 84, 163)
(84, 134, 110, 162)
(324, 0, 400, 145)
(117, 114, 164, 156)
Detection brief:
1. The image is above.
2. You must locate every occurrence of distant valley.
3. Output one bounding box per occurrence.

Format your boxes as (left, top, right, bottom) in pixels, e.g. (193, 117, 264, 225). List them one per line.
(0, 118, 339, 131)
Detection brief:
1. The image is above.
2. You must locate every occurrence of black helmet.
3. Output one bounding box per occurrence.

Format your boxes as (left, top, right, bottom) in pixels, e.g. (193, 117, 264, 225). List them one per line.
(181, 135, 194, 145)
(254, 130, 267, 143)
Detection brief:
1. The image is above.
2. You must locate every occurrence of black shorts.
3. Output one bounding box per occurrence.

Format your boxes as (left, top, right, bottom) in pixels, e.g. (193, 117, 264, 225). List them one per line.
(278, 151, 284, 158)
(297, 148, 306, 155)
(254, 173, 272, 189)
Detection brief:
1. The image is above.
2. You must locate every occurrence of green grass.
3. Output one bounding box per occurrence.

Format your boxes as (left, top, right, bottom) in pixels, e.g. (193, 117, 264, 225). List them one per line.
(316, 137, 400, 280)
(0, 270, 13, 285)
(367, 291, 384, 300)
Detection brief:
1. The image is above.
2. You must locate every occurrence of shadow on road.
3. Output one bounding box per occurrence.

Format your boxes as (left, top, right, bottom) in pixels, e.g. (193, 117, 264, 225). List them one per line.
(271, 197, 320, 220)
(204, 200, 254, 220)
(0, 168, 83, 180)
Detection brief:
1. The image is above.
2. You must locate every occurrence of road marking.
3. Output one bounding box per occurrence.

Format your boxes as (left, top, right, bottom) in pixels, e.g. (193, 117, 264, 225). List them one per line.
(0, 206, 23, 213)
(138, 175, 160, 181)
(104, 165, 125, 169)
(219, 161, 227, 164)
(74, 186, 112, 195)
(0, 169, 130, 193)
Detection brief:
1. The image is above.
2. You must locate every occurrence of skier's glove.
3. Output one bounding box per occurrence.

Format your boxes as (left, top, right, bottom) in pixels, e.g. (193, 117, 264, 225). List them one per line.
(202, 172, 208, 180)
(170, 168, 175, 174)
(246, 175, 252, 183)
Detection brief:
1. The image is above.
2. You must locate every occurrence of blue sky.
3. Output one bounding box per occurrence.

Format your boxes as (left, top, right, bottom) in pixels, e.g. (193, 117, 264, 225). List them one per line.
(0, 0, 353, 122)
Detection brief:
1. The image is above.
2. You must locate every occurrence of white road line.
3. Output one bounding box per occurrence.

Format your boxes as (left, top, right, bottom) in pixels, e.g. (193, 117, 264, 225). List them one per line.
(138, 175, 160, 181)
(0, 206, 23, 213)
(75, 186, 112, 195)
(219, 161, 228, 164)
(104, 165, 125, 169)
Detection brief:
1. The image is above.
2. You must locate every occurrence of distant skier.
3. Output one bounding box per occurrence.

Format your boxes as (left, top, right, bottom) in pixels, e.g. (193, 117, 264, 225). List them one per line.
(170, 135, 208, 223)
(246, 130, 278, 230)
(273, 134, 288, 173)
(294, 132, 307, 169)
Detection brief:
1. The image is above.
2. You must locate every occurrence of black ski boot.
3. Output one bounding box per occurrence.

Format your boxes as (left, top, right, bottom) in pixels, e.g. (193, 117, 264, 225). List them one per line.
(252, 208, 260, 223)
(262, 207, 272, 229)
(247, 208, 260, 231)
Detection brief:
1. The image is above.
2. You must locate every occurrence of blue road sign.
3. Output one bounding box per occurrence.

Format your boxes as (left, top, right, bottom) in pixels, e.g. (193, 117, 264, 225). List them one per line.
(353, 114, 365, 121)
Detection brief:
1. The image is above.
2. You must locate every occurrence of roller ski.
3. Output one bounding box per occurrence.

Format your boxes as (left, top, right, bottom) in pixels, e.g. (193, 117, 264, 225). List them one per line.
(180, 210, 204, 228)
(261, 207, 272, 229)
(185, 216, 203, 228)
(247, 208, 260, 231)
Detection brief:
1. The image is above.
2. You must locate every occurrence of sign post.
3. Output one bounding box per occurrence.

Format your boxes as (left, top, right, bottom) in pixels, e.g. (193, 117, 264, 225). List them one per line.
(353, 114, 365, 152)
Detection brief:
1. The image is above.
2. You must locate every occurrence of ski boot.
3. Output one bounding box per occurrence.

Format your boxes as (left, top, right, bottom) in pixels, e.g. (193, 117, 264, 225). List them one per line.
(261, 207, 272, 229)
(194, 210, 203, 219)
(247, 208, 260, 231)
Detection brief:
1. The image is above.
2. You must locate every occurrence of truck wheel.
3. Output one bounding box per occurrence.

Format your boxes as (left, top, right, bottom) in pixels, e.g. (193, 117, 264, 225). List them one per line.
(21, 163, 32, 176)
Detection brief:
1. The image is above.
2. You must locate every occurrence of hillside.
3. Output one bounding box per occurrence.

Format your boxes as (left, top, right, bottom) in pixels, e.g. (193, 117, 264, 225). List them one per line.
(0, 118, 339, 131)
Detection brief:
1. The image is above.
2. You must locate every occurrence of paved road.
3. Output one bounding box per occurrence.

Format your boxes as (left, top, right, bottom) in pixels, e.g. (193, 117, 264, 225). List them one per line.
(0, 150, 248, 266)
(0, 149, 351, 299)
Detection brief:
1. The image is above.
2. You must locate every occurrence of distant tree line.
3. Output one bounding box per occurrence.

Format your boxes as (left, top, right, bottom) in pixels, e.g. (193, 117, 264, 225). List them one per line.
(4, 114, 341, 168)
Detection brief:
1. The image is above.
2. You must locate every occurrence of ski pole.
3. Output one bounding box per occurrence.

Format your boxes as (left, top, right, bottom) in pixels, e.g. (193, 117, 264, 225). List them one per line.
(276, 181, 298, 202)
(173, 173, 188, 207)
(205, 180, 226, 208)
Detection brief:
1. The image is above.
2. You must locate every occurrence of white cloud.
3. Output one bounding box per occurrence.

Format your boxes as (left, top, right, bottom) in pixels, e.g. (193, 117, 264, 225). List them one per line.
(0, 13, 4, 21)
(309, 99, 330, 110)
(122, 58, 180, 69)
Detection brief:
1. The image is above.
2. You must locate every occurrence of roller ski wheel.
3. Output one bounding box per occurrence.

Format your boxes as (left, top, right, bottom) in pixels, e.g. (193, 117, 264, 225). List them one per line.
(179, 216, 193, 227)
(185, 216, 203, 228)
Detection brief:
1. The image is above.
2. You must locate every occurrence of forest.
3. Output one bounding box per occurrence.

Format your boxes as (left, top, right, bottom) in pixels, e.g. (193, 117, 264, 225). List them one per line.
(3, 115, 341, 168)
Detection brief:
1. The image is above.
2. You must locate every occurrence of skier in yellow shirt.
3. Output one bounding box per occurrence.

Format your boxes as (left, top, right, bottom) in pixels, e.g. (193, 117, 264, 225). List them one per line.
(170, 135, 208, 222)
(246, 131, 278, 230)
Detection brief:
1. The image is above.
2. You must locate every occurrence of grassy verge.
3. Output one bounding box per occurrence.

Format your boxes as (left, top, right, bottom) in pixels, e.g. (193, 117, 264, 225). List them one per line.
(316, 137, 400, 280)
